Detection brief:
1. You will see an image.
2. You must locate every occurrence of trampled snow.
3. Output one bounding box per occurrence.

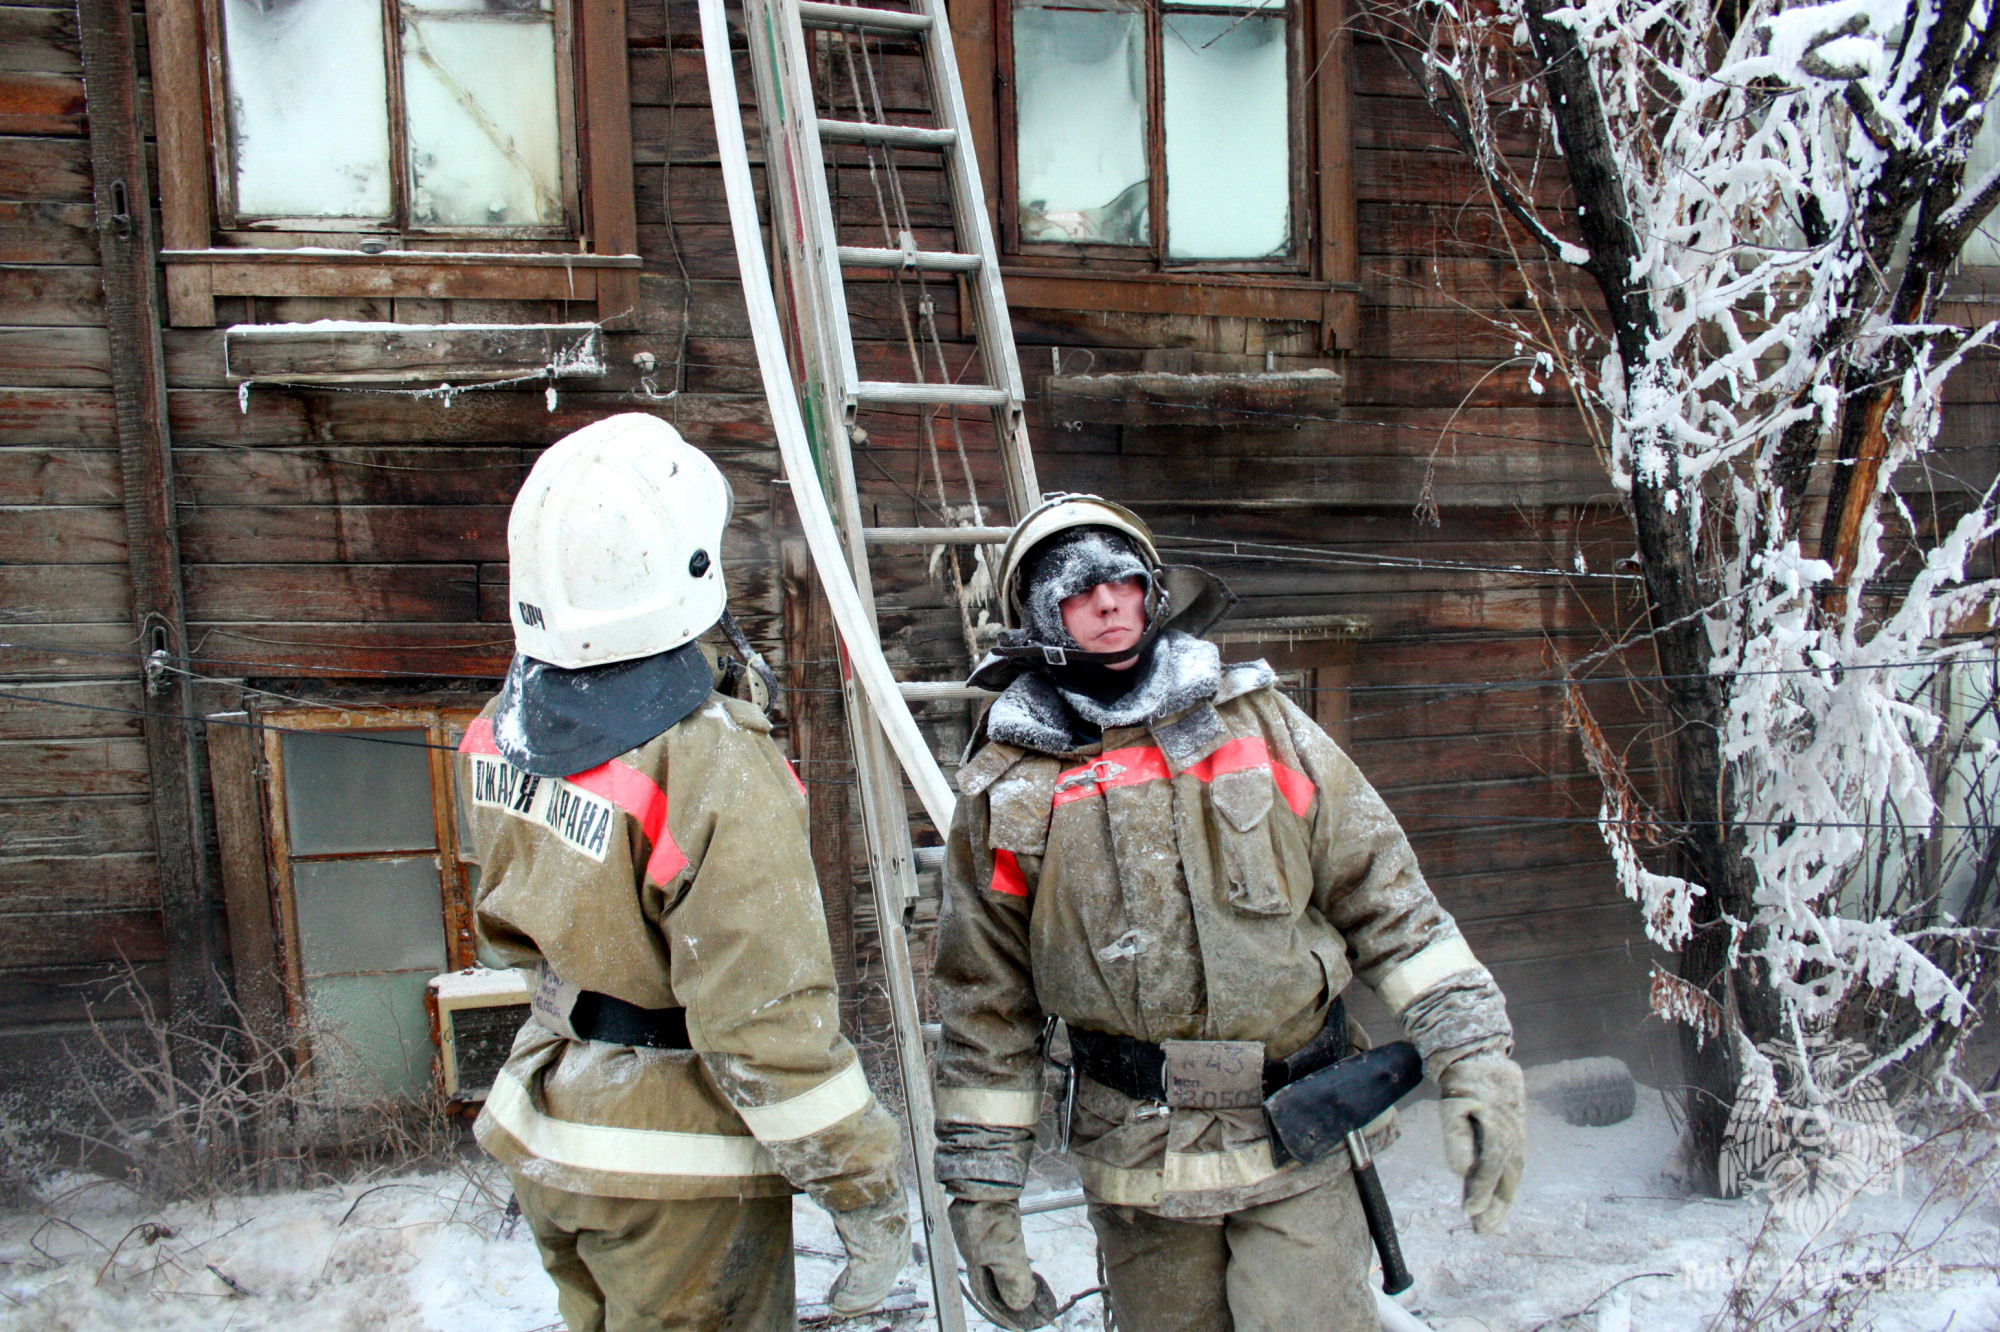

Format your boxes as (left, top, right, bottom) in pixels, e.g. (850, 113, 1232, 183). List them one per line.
(4, 1095, 1993, 1331)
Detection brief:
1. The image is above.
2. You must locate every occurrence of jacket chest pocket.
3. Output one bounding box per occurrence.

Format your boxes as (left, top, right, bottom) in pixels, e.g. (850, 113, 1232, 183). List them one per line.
(1209, 767, 1294, 916)
(987, 760, 1059, 856)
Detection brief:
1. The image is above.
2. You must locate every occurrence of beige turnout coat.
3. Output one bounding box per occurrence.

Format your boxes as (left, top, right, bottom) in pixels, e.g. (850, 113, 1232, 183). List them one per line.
(934, 662, 1483, 1217)
(461, 691, 900, 1208)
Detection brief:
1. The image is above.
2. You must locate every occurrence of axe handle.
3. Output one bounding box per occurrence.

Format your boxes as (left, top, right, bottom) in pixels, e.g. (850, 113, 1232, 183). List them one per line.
(1347, 1132, 1413, 1296)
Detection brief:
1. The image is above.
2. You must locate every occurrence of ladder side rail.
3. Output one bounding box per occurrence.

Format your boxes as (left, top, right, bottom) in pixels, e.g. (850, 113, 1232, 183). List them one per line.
(695, 13, 966, 1330)
(915, 0, 1041, 515)
(741, 0, 864, 405)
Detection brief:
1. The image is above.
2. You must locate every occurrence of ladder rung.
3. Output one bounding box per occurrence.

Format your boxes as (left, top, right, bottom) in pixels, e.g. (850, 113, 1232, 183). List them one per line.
(856, 380, 1010, 407)
(1020, 1188, 1087, 1216)
(838, 245, 983, 273)
(817, 118, 957, 149)
(899, 681, 998, 702)
(796, 1, 934, 32)
(865, 526, 1012, 545)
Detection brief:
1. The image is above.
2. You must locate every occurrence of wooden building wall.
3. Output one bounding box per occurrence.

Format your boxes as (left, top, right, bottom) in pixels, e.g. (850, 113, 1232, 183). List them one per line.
(0, 0, 1694, 1088)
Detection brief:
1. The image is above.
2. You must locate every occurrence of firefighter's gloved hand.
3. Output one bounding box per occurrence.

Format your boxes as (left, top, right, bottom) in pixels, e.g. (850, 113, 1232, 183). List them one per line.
(948, 1198, 1059, 1330)
(826, 1195, 911, 1316)
(1438, 1052, 1525, 1233)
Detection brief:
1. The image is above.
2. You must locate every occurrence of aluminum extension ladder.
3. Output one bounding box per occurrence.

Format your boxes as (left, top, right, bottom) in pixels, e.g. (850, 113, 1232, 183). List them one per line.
(694, 3, 1042, 1328)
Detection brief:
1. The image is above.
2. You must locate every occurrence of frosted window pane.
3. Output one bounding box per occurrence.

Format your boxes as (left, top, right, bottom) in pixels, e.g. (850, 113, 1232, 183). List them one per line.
(305, 971, 438, 1102)
(402, 7, 564, 227)
(281, 729, 437, 855)
(1963, 106, 2000, 266)
(293, 857, 448, 976)
(1013, 4, 1149, 246)
(222, 0, 392, 219)
(1164, 15, 1290, 259)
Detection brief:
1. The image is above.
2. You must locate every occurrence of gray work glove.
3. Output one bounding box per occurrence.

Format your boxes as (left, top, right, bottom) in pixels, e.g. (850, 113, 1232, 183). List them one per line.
(1437, 1052, 1526, 1233)
(948, 1198, 1059, 1330)
(826, 1195, 911, 1317)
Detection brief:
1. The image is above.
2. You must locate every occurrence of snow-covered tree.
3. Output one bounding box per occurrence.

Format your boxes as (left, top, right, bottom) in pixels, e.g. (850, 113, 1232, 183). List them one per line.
(1357, 0, 2000, 1185)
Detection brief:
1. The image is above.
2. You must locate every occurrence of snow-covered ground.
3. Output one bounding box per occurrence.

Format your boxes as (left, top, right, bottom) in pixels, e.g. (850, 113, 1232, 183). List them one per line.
(3, 1095, 1995, 1331)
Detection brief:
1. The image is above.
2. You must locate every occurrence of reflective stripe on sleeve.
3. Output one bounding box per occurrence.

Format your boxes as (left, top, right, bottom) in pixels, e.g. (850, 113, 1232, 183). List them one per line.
(484, 1070, 779, 1178)
(1375, 936, 1485, 1016)
(1051, 737, 1315, 818)
(461, 719, 690, 884)
(731, 1060, 875, 1143)
(934, 1085, 1042, 1128)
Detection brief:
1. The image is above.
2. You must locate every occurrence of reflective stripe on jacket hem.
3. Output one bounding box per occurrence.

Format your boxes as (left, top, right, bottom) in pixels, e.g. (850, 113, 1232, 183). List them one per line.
(935, 1085, 1042, 1128)
(485, 1070, 780, 1178)
(732, 1060, 875, 1143)
(1074, 1140, 1285, 1207)
(1375, 936, 1483, 1015)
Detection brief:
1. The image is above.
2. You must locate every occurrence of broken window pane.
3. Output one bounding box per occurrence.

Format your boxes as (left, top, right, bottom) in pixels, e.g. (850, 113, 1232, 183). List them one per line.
(1163, 13, 1290, 259)
(292, 857, 449, 977)
(281, 729, 437, 855)
(1013, 1, 1149, 246)
(222, 0, 393, 219)
(402, 1, 564, 228)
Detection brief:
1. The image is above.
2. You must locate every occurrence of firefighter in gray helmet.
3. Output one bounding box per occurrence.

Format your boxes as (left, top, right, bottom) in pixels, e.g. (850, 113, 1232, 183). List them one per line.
(931, 495, 1527, 1331)
(460, 414, 909, 1331)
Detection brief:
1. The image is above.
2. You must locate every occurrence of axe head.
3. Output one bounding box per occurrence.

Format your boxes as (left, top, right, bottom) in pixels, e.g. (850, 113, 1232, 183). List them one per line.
(1265, 1040, 1423, 1167)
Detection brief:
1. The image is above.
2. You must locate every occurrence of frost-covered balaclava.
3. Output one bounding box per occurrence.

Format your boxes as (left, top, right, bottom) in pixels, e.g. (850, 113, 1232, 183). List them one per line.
(1018, 526, 1153, 650)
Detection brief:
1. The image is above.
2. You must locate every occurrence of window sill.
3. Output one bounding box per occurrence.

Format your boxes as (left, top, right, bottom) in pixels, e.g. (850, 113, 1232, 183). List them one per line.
(999, 266, 1360, 340)
(223, 321, 606, 386)
(160, 249, 643, 327)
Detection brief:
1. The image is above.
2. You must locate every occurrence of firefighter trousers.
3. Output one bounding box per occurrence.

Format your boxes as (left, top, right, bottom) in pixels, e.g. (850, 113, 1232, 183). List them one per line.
(510, 1174, 795, 1332)
(1087, 1179, 1380, 1332)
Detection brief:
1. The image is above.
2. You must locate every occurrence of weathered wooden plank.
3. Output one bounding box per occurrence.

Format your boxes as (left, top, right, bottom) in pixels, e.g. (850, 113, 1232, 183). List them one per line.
(201, 259, 607, 303)
(0, 504, 127, 562)
(221, 323, 604, 386)
(1431, 858, 1627, 925)
(0, 906, 164, 967)
(0, 71, 86, 136)
(1352, 725, 1649, 790)
(175, 506, 510, 563)
(0, 561, 130, 622)
(0, 446, 120, 503)
(0, 624, 144, 679)
(0, 389, 117, 446)
(0, 680, 143, 739)
(1342, 356, 1583, 410)
(1361, 254, 1597, 310)
(173, 623, 517, 678)
(1406, 820, 1606, 879)
(0, 134, 90, 199)
(203, 706, 282, 1038)
(0, 850, 154, 911)
(0, 200, 94, 264)
(1486, 942, 1654, 1009)
(0, 794, 156, 856)
(168, 387, 776, 447)
(0, 736, 150, 795)
(1460, 901, 1644, 967)
(183, 563, 482, 623)
(0, 325, 109, 385)
(1358, 200, 1580, 264)
(0, 263, 103, 325)
(0, 8, 81, 75)
(0, 962, 170, 1028)
(1042, 451, 1618, 510)
(1355, 149, 1572, 210)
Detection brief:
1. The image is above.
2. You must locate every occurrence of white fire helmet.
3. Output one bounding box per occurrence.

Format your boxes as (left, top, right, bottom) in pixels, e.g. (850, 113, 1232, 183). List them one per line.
(506, 413, 733, 669)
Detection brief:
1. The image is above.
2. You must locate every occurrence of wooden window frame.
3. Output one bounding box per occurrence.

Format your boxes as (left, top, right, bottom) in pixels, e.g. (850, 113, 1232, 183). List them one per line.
(952, 0, 1358, 347)
(246, 705, 483, 1085)
(145, 0, 639, 328)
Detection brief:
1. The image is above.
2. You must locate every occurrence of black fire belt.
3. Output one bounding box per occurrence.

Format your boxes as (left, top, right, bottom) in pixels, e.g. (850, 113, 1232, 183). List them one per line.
(1066, 998, 1347, 1103)
(569, 991, 690, 1049)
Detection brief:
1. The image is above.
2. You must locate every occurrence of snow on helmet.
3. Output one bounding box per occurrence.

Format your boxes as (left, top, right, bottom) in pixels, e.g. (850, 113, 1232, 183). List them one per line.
(996, 495, 1163, 633)
(507, 413, 733, 669)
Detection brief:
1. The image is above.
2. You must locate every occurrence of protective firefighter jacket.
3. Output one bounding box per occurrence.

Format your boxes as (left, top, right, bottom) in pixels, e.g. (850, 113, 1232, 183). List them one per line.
(935, 661, 1500, 1218)
(460, 692, 902, 1207)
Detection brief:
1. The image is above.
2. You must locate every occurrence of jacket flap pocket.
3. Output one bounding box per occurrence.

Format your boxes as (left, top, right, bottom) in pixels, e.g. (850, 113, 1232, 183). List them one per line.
(988, 758, 1060, 854)
(1210, 766, 1273, 833)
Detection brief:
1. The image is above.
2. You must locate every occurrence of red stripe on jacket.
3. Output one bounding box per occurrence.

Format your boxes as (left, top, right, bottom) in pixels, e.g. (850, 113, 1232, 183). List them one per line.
(1050, 735, 1314, 818)
(459, 719, 690, 884)
(988, 848, 1029, 898)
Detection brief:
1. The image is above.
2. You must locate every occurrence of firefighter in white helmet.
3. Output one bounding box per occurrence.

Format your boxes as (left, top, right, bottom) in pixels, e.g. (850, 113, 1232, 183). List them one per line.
(931, 495, 1527, 1331)
(460, 414, 908, 1331)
